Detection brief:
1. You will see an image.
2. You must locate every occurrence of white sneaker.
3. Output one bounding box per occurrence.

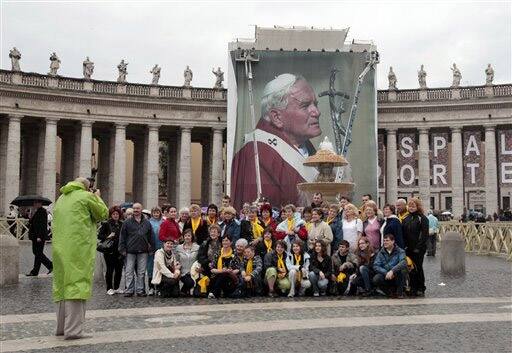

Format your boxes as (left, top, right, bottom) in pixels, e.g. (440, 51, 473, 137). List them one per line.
(107, 289, 115, 296)
(148, 288, 155, 296)
(287, 290, 295, 298)
(114, 288, 124, 294)
(208, 292, 216, 299)
(313, 292, 320, 297)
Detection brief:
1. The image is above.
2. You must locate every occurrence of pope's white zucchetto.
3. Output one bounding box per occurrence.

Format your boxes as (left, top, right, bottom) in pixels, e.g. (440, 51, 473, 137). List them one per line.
(262, 73, 297, 98)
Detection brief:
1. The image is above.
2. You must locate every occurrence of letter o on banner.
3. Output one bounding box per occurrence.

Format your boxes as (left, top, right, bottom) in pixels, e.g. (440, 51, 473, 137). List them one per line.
(400, 165, 415, 185)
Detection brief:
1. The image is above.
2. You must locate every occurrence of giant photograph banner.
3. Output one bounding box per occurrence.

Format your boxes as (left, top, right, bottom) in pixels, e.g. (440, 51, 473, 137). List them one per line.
(229, 50, 377, 208)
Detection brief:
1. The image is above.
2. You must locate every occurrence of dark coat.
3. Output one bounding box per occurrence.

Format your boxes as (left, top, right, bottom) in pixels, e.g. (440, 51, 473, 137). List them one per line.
(263, 250, 287, 272)
(255, 238, 274, 260)
(309, 254, 332, 277)
(329, 213, 344, 249)
(239, 220, 254, 243)
(382, 216, 404, 249)
(98, 219, 123, 255)
(219, 219, 242, 243)
(183, 218, 209, 245)
(197, 238, 221, 276)
(402, 212, 429, 253)
(28, 207, 49, 241)
(118, 217, 154, 254)
(373, 245, 407, 275)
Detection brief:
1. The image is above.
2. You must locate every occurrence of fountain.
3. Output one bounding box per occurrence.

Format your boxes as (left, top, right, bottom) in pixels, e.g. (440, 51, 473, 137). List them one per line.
(297, 137, 354, 203)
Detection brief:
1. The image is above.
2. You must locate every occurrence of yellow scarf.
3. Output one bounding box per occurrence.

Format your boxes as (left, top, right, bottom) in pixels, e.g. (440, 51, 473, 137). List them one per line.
(263, 218, 271, 226)
(251, 220, 264, 239)
(294, 254, 302, 265)
(305, 221, 312, 232)
(337, 272, 347, 283)
(287, 218, 295, 231)
(246, 258, 253, 275)
(191, 217, 201, 234)
(326, 217, 334, 225)
(264, 239, 273, 253)
(398, 211, 409, 223)
(206, 216, 216, 226)
(277, 253, 286, 271)
(216, 247, 233, 270)
(198, 276, 210, 293)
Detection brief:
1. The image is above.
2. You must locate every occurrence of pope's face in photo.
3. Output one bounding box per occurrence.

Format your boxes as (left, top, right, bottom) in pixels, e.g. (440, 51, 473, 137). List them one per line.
(269, 79, 321, 145)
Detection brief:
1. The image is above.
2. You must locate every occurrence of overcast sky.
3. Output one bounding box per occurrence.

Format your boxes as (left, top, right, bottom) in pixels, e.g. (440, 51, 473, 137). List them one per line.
(1, 1, 510, 89)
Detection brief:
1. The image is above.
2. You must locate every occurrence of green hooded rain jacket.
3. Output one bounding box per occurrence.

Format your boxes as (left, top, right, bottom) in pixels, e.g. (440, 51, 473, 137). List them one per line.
(52, 181, 108, 302)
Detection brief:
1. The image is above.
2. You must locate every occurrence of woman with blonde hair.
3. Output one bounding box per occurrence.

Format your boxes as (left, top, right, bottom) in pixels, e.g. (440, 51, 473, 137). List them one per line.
(342, 203, 363, 250)
(184, 204, 209, 245)
(362, 201, 382, 251)
(402, 197, 429, 296)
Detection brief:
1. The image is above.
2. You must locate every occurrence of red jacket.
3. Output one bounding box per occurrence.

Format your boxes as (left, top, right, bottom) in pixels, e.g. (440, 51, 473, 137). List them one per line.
(159, 218, 181, 242)
(274, 225, 308, 241)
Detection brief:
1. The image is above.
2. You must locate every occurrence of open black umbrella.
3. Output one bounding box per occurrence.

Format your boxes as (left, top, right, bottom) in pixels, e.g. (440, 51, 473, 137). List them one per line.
(11, 195, 52, 207)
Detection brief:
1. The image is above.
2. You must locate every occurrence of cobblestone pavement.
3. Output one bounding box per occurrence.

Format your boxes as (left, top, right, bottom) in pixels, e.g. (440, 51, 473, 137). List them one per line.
(1, 242, 511, 352)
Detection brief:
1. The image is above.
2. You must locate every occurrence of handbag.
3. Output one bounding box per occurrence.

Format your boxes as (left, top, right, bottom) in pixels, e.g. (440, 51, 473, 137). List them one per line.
(97, 238, 115, 253)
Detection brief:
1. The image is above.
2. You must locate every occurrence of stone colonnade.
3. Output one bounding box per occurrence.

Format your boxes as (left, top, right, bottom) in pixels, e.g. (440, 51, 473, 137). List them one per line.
(0, 114, 225, 214)
(381, 125, 506, 218)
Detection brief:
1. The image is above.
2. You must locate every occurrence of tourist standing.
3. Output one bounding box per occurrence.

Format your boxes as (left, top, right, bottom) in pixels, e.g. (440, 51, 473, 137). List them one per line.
(118, 203, 154, 297)
(395, 199, 409, 223)
(426, 210, 439, 256)
(380, 204, 404, 249)
(362, 201, 382, 251)
(97, 206, 124, 294)
(159, 206, 181, 243)
(147, 207, 164, 296)
(184, 204, 209, 245)
(341, 203, 363, 250)
(307, 208, 334, 255)
(327, 204, 343, 250)
(177, 207, 190, 232)
(402, 198, 428, 296)
(26, 200, 53, 276)
(52, 177, 108, 339)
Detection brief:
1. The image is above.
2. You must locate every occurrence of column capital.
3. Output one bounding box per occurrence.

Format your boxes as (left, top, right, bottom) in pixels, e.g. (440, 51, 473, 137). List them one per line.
(81, 121, 93, 128)
(45, 117, 59, 124)
(114, 122, 128, 129)
(484, 125, 496, 132)
(147, 124, 160, 132)
(418, 127, 429, 135)
(212, 127, 225, 133)
(180, 126, 192, 133)
(451, 127, 462, 134)
(386, 128, 397, 134)
(8, 114, 23, 122)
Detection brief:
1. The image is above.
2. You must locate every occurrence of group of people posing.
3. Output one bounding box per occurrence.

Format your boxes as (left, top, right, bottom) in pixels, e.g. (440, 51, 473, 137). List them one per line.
(98, 193, 437, 300)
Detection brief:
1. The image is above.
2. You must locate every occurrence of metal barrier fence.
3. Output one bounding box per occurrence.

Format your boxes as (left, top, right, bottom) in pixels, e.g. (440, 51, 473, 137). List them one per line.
(0, 217, 30, 240)
(439, 221, 512, 261)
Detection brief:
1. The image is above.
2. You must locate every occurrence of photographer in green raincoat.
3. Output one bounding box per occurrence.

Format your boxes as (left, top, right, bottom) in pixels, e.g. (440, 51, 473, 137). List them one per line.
(52, 177, 108, 340)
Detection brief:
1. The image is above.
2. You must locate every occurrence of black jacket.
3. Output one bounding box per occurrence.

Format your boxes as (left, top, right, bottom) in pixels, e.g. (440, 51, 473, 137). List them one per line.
(402, 212, 429, 253)
(118, 217, 154, 254)
(98, 219, 123, 255)
(197, 238, 221, 276)
(28, 207, 48, 241)
(255, 239, 274, 260)
(264, 250, 287, 272)
(183, 219, 209, 245)
(310, 254, 332, 277)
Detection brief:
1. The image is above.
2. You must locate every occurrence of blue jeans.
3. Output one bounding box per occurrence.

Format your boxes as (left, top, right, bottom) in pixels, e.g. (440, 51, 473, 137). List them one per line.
(309, 271, 328, 294)
(125, 253, 148, 294)
(359, 265, 372, 291)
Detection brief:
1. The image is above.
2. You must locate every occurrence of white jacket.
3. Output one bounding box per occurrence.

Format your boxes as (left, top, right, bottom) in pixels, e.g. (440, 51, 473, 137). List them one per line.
(151, 249, 179, 285)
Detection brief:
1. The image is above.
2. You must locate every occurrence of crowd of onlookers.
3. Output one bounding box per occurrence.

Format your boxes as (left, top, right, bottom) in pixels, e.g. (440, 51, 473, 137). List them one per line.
(94, 193, 441, 299)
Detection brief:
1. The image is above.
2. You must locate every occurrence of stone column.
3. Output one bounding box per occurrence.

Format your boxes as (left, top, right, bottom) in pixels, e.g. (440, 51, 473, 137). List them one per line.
(418, 128, 430, 206)
(175, 131, 182, 201)
(167, 137, 178, 205)
(112, 123, 127, 206)
(132, 137, 145, 204)
(211, 127, 224, 206)
(201, 138, 211, 206)
(144, 125, 160, 208)
(178, 127, 192, 208)
(385, 128, 398, 204)
(41, 118, 59, 201)
(451, 127, 464, 218)
(78, 121, 93, 178)
(0, 124, 8, 215)
(4, 115, 21, 214)
(484, 125, 498, 216)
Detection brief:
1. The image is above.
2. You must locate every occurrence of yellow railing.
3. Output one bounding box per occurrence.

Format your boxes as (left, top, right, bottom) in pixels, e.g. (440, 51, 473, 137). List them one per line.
(0, 217, 30, 240)
(439, 221, 512, 261)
